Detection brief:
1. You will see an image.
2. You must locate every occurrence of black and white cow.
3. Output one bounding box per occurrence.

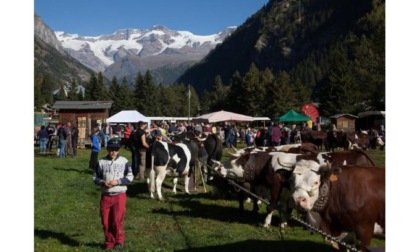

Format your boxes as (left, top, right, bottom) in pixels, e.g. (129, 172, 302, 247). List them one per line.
(146, 140, 192, 201)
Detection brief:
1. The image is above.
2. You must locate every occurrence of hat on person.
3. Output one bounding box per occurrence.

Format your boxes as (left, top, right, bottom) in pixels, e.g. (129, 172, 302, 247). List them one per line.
(107, 138, 121, 149)
(156, 130, 162, 136)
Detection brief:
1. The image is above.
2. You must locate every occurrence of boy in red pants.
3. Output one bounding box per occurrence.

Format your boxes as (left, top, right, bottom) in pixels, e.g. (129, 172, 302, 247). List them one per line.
(93, 139, 133, 250)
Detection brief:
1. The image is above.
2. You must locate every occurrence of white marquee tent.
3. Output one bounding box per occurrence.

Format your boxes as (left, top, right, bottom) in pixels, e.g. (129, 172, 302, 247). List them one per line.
(106, 110, 151, 125)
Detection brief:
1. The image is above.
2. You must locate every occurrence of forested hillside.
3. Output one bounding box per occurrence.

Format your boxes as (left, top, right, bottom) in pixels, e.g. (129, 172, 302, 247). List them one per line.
(34, 36, 96, 108)
(177, 0, 385, 117)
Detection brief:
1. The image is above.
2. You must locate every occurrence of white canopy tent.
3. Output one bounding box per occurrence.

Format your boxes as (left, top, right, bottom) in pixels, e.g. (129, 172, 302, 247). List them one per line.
(193, 110, 254, 123)
(106, 110, 151, 126)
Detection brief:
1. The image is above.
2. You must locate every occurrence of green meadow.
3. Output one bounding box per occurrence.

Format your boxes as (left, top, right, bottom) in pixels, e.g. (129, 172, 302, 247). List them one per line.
(34, 145, 385, 251)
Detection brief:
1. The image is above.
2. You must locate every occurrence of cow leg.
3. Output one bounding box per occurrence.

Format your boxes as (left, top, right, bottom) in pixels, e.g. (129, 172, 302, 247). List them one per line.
(146, 168, 156, 199)
(237, 190, 246, 213)
(172, 178, 178, 194)
(184, 174, 190, 195)
(263, 173, 281, 228)
(155, 165, 167, 201)
(354, 224, 375, 251)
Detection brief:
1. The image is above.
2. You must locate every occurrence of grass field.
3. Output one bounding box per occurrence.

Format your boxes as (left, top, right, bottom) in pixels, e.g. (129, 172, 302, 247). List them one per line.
(34, 144, 385, 251)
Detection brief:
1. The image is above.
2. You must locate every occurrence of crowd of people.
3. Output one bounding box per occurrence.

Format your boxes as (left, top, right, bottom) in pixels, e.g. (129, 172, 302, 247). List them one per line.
(36, 121, 79, 157)
(36, 119, 309, 158)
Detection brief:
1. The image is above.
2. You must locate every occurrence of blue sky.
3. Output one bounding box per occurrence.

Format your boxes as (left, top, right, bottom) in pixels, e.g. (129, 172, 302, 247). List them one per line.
(35, 0, 269, 36)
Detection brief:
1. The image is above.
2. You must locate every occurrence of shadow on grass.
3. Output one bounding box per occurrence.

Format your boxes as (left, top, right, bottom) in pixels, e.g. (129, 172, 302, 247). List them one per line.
(35, 229, 104, 249)
(34, 229, 80, 247)
(53, 167, 92, 174)
(174, 239, 336, 252)
(126, 182, 150, 198)
(150, 193, 280, 226)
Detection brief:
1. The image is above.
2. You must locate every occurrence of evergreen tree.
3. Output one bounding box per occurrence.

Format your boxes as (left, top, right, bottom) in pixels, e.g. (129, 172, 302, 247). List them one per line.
(133, 71, 144, 109)
(266, 71, 296, 118)
(97, 72, 107, 100)
(57, 85, 67, 101)
(67, 78, 78, 101)
(40, 74, 54, 104)
(319, 49, 363, 115)
(115, 77, 135, 112)
(137, 70, 158, 115)
(108, 76, 120, 115)
(258, 67, 275, 117)
(241, 63, 265, 116)
(225, 71, 244, 112)
(34, 79, 44, 111)
(292, 78, 312, 108)
(199, 90, 212, 114)
(210, 75, 230, 111)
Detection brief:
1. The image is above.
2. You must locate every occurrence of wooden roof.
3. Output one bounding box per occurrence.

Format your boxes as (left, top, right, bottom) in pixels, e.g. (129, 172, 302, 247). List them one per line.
(51, 101, 113, 110)
(329, 113, 358, 119)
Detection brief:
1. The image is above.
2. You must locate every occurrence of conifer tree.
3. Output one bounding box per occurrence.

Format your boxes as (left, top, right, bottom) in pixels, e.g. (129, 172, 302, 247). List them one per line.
(133, 71, 144, 109)
(67, 78, 78, 101)
(57, 85, 67, 101)
(114, 77, 135, 112)
(241, 63, 265, 116)
(34, 80, 44, 111)
(266, 71, 296, 118)
(40, 74, 54, 104)
(137, 70, 158, 115)
(210, 75, 230, 111)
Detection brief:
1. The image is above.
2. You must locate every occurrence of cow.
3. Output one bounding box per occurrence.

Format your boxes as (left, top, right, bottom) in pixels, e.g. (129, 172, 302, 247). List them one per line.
(237, 149, 375, 228)
(300, 129, 329, 151)
(290, 161, 385, 251)
(212, 151, 293, 228)
(326, 130, 351, 152)
(146, 140, 193, 201)
(170, 131, 223, 182)
(349, 132, 370, 150)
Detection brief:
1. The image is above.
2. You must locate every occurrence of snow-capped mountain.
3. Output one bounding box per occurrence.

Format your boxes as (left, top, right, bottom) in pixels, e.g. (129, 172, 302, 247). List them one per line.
(55, 25, 236, 83)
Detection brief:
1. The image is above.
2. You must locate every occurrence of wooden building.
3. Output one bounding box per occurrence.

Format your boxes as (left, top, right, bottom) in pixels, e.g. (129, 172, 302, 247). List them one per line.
(329, 114, 358, 132)
(51, 101, 113, 145)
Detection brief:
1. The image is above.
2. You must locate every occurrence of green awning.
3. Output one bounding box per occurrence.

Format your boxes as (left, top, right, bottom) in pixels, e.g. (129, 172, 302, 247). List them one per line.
(277, 109, 311, 122)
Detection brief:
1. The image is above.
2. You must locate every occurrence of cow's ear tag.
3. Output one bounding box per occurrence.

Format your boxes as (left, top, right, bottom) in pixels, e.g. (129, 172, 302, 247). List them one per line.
(329, 174, 338, 182)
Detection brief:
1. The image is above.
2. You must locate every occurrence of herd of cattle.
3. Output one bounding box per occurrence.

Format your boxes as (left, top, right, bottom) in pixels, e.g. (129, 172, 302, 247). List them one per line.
(142, 129, 385, 251)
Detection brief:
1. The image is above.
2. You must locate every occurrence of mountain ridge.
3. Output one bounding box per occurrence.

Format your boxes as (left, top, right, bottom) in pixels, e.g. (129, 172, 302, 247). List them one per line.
(55, 25, 236, 84)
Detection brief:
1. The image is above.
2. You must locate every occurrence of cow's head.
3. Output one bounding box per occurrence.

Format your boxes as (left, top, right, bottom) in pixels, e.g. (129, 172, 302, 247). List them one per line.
(290, 159, 323, 212)
(210, 159, 245, 180)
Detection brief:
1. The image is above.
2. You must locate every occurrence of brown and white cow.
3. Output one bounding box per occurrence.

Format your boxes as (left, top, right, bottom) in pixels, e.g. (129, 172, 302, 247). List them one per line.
(290, 162, 385, 251)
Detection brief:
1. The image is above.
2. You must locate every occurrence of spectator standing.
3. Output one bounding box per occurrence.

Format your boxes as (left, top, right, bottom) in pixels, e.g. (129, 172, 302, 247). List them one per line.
(271, 122, 281, 146)
(290, 124, 298, 144)
(56, 123, 66, 158)
(65, 122, 73, 157)
(46, 123, 56, 152)
(135, 121, 150, 180)
(168, 122, 177, 134)
(72, 123, 79, 156)
(89, 127, 101, 169)
(101, 123, 113, 148)
(197, 142, 208, 182)
(93, 138, 133, 250)
(279, 124, 287, 145)
(114, 123, 122, 137)
(37, 125, 48, 154)
(123, 123, 132, 149)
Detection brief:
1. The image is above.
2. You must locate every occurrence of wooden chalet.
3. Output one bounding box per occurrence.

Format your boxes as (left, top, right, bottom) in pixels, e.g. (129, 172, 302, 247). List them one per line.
(51, 101, 113, 145)
(329, 114, 358, 132)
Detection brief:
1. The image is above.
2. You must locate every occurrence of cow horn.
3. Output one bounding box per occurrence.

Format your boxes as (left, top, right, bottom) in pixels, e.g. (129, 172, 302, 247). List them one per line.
(326, 160, 332, 169)
(228, 151, 240, 157)
(231, 146, 239, 153)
